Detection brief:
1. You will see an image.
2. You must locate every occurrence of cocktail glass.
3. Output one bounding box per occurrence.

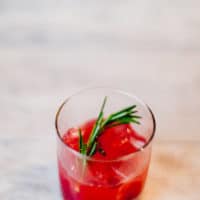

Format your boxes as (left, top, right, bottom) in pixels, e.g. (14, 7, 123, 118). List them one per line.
(55, 87, 156, 200)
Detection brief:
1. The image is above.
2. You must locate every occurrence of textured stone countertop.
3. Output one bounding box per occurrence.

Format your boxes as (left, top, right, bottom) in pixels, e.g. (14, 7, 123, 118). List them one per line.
(0, 0, 200, 199)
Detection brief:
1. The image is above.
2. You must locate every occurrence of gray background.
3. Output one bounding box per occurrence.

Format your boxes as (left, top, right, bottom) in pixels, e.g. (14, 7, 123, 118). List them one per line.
(0, 1, 200, 199)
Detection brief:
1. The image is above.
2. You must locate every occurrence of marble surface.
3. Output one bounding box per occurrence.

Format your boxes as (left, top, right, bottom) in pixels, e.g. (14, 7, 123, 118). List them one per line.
(0, 0, 200, 199)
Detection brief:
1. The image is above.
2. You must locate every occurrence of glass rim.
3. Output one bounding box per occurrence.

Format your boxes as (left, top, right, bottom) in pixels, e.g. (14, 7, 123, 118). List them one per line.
(55, 87, 156, 163)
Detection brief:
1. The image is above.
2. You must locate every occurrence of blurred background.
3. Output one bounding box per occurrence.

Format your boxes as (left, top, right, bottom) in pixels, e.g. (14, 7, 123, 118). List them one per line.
(0, 0, 200, 199)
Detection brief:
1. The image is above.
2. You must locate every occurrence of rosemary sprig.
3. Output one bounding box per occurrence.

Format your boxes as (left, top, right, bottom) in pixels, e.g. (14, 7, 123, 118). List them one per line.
(78, 129, 87, 155)
(78, 96, 141, 157)
(86, 96, 107, 155)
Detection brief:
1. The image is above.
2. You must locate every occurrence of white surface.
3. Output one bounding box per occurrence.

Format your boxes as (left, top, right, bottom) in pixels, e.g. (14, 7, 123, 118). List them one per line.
(0, 1, 200, 199)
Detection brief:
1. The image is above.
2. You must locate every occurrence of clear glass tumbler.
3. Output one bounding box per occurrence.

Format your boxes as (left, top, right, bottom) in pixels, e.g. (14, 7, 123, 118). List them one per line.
(55, 87, 156, 200)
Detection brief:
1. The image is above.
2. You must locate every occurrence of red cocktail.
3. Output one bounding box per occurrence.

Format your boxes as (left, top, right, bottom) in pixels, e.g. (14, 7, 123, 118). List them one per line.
(55, 88, 156, 200)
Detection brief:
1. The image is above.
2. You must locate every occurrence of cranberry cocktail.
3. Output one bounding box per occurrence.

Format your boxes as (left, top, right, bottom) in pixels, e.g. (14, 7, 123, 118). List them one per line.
(55, 88, 155, 200)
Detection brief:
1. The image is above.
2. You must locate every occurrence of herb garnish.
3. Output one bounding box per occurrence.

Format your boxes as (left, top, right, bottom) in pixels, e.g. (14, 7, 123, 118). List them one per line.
(78, 96, 141, 157)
